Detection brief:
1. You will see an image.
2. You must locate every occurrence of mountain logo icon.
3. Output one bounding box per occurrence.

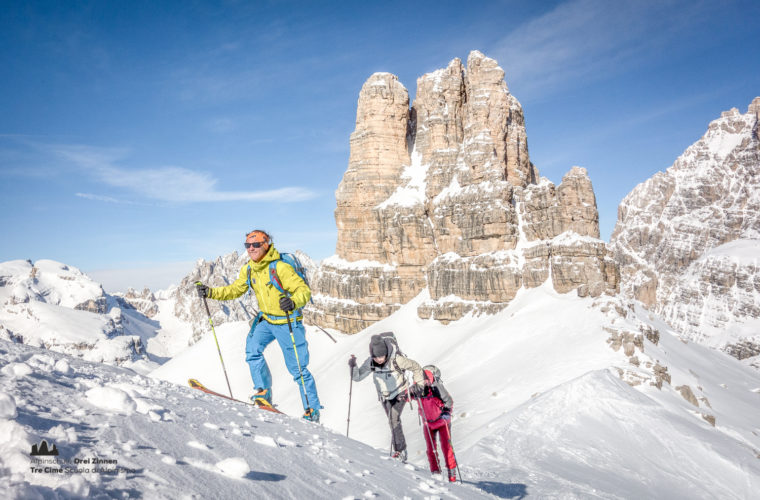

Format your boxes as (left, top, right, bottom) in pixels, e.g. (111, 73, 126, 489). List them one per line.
(30, 440, 59, 456)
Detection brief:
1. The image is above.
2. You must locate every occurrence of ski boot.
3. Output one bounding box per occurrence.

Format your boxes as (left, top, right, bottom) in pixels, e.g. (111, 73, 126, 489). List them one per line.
(391, 449, 408, 463)
(302, 408, 320, 423)
(448, 468, 457, 483)
(251, 388, 273, 409)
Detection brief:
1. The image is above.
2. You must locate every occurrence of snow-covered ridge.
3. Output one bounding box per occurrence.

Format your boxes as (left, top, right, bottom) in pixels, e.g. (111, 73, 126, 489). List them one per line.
(678, 106, 756, 164)
(0, 259, 106, 311)
(0, 259, 194, 370)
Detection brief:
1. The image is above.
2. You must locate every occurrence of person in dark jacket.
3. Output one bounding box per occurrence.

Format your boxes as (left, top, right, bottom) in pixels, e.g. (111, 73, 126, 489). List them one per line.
(349, 333, 424, 463)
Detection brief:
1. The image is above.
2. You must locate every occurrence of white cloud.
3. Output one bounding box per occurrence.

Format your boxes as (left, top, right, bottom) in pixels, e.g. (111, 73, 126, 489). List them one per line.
(490, 0, 708, 97)
(75, 192, 123, 203)
(53, 144, 317, 203)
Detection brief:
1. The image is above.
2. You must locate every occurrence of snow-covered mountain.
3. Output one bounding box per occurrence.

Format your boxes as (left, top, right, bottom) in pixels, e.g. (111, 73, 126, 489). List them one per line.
(0, 259, 200, 372)
(0, 260, 149, 368)
(611, 98, 760, 363)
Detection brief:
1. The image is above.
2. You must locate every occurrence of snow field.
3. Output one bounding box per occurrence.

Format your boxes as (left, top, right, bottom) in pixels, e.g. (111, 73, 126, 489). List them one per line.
(151, 282, 760, 497)
(1, 340, 488, 499)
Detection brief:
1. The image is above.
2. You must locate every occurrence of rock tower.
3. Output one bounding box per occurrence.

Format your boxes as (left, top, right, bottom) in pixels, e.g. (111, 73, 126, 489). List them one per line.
(309, 51, 618, 333)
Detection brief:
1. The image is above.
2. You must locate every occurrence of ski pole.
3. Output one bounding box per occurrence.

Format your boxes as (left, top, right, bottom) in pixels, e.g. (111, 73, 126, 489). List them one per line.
(406, 383, 420, 425)
(282, 295, 311, 411)
(405, 384, 413, 410)
(445, 419, 463, 483)
(415, 389, 442, 474)
(347, 356, 355, 437)
(312, 322, 338, 343)
(195, 283, 233, 399)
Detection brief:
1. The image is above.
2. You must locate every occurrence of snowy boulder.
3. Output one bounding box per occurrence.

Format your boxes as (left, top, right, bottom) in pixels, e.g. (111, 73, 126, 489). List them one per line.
(1, 362, 33, 378)
(0, 419, 33, 476)
(56, 474, 91, 497)
(0, 392, 17, 419)
(85, 386, 136, 414)
(215, 457, 250, 478)
(54, 359, 72, 375)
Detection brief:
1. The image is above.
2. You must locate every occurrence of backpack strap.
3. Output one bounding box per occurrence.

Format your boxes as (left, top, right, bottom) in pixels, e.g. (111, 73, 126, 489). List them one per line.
(268, 260, 287, 296)
(247, 265, 253, 290)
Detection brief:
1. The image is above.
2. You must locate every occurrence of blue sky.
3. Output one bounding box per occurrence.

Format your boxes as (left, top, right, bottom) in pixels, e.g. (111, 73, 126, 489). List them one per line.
(2, 0, 759, 292)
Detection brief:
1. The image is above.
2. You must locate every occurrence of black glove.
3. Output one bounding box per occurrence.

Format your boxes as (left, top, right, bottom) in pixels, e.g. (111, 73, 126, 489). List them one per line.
(279, 295, 295, 312)
(409, 384, 425, 398)
(348, 355, 357, 369)
(195, 283, 210, 298)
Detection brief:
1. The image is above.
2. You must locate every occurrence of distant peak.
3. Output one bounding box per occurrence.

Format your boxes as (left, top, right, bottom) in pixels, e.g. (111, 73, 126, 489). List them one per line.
(720, 108, 740, 118)
(748, 96, 760, 117)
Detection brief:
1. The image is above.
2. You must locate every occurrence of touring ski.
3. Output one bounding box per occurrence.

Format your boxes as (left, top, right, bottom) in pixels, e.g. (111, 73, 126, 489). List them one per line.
(187, 378, 283, 414)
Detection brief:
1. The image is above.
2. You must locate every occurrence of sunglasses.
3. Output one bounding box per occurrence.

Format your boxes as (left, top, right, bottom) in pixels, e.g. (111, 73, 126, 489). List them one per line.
(244, 241, 267, 249)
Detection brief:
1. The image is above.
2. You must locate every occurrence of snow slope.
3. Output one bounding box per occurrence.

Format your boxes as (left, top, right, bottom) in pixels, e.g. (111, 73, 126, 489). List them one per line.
(0, 340, 489, 499)
(3, 260, 760, 498)
(152, 282, 760, 498)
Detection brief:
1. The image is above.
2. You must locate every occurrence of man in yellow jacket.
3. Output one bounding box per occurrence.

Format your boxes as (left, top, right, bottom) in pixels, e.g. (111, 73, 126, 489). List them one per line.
(195, 229, 322, 422)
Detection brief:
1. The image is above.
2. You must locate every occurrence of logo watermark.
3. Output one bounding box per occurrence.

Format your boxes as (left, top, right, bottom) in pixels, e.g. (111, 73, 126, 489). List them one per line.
(29, 440, 136, 476)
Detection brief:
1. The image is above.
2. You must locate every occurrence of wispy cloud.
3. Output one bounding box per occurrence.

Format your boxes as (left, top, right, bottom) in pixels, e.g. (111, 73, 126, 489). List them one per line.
(491, 0, 708, 98)
(75, 192, 125, 203)
(53, 144, 317, 203)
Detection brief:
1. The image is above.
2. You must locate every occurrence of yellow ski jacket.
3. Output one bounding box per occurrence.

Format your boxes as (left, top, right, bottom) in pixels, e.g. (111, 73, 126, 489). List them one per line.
(207, 245, 311, 324)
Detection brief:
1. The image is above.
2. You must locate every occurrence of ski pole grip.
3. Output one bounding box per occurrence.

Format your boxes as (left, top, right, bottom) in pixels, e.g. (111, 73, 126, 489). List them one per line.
(195, 282, 212, 316)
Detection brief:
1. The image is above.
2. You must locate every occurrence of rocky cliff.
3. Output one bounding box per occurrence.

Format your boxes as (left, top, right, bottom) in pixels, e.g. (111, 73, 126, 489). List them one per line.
(171, 252, 256, 344)
(309, 51, 618, 333)
(610, 98, 760, 359)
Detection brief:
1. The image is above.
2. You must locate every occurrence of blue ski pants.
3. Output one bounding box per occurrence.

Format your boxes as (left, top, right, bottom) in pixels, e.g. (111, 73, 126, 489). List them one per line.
(246, 318, 321, 411)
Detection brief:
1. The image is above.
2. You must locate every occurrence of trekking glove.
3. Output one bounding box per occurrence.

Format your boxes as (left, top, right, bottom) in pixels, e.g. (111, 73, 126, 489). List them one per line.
(279, 295, 295, 312)
(348, 355, 357, 368)
(409, 384, 425, 398)
(195, 283, 210, 298)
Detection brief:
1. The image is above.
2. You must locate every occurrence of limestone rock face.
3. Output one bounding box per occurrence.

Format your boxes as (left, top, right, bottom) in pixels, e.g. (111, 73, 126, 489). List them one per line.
(173, 252, 256, 344)
(310, 51, 616, 333)
(610, 98, 760, 358)
(122, 287, 159, 318)
(335, 73, 413, 263)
